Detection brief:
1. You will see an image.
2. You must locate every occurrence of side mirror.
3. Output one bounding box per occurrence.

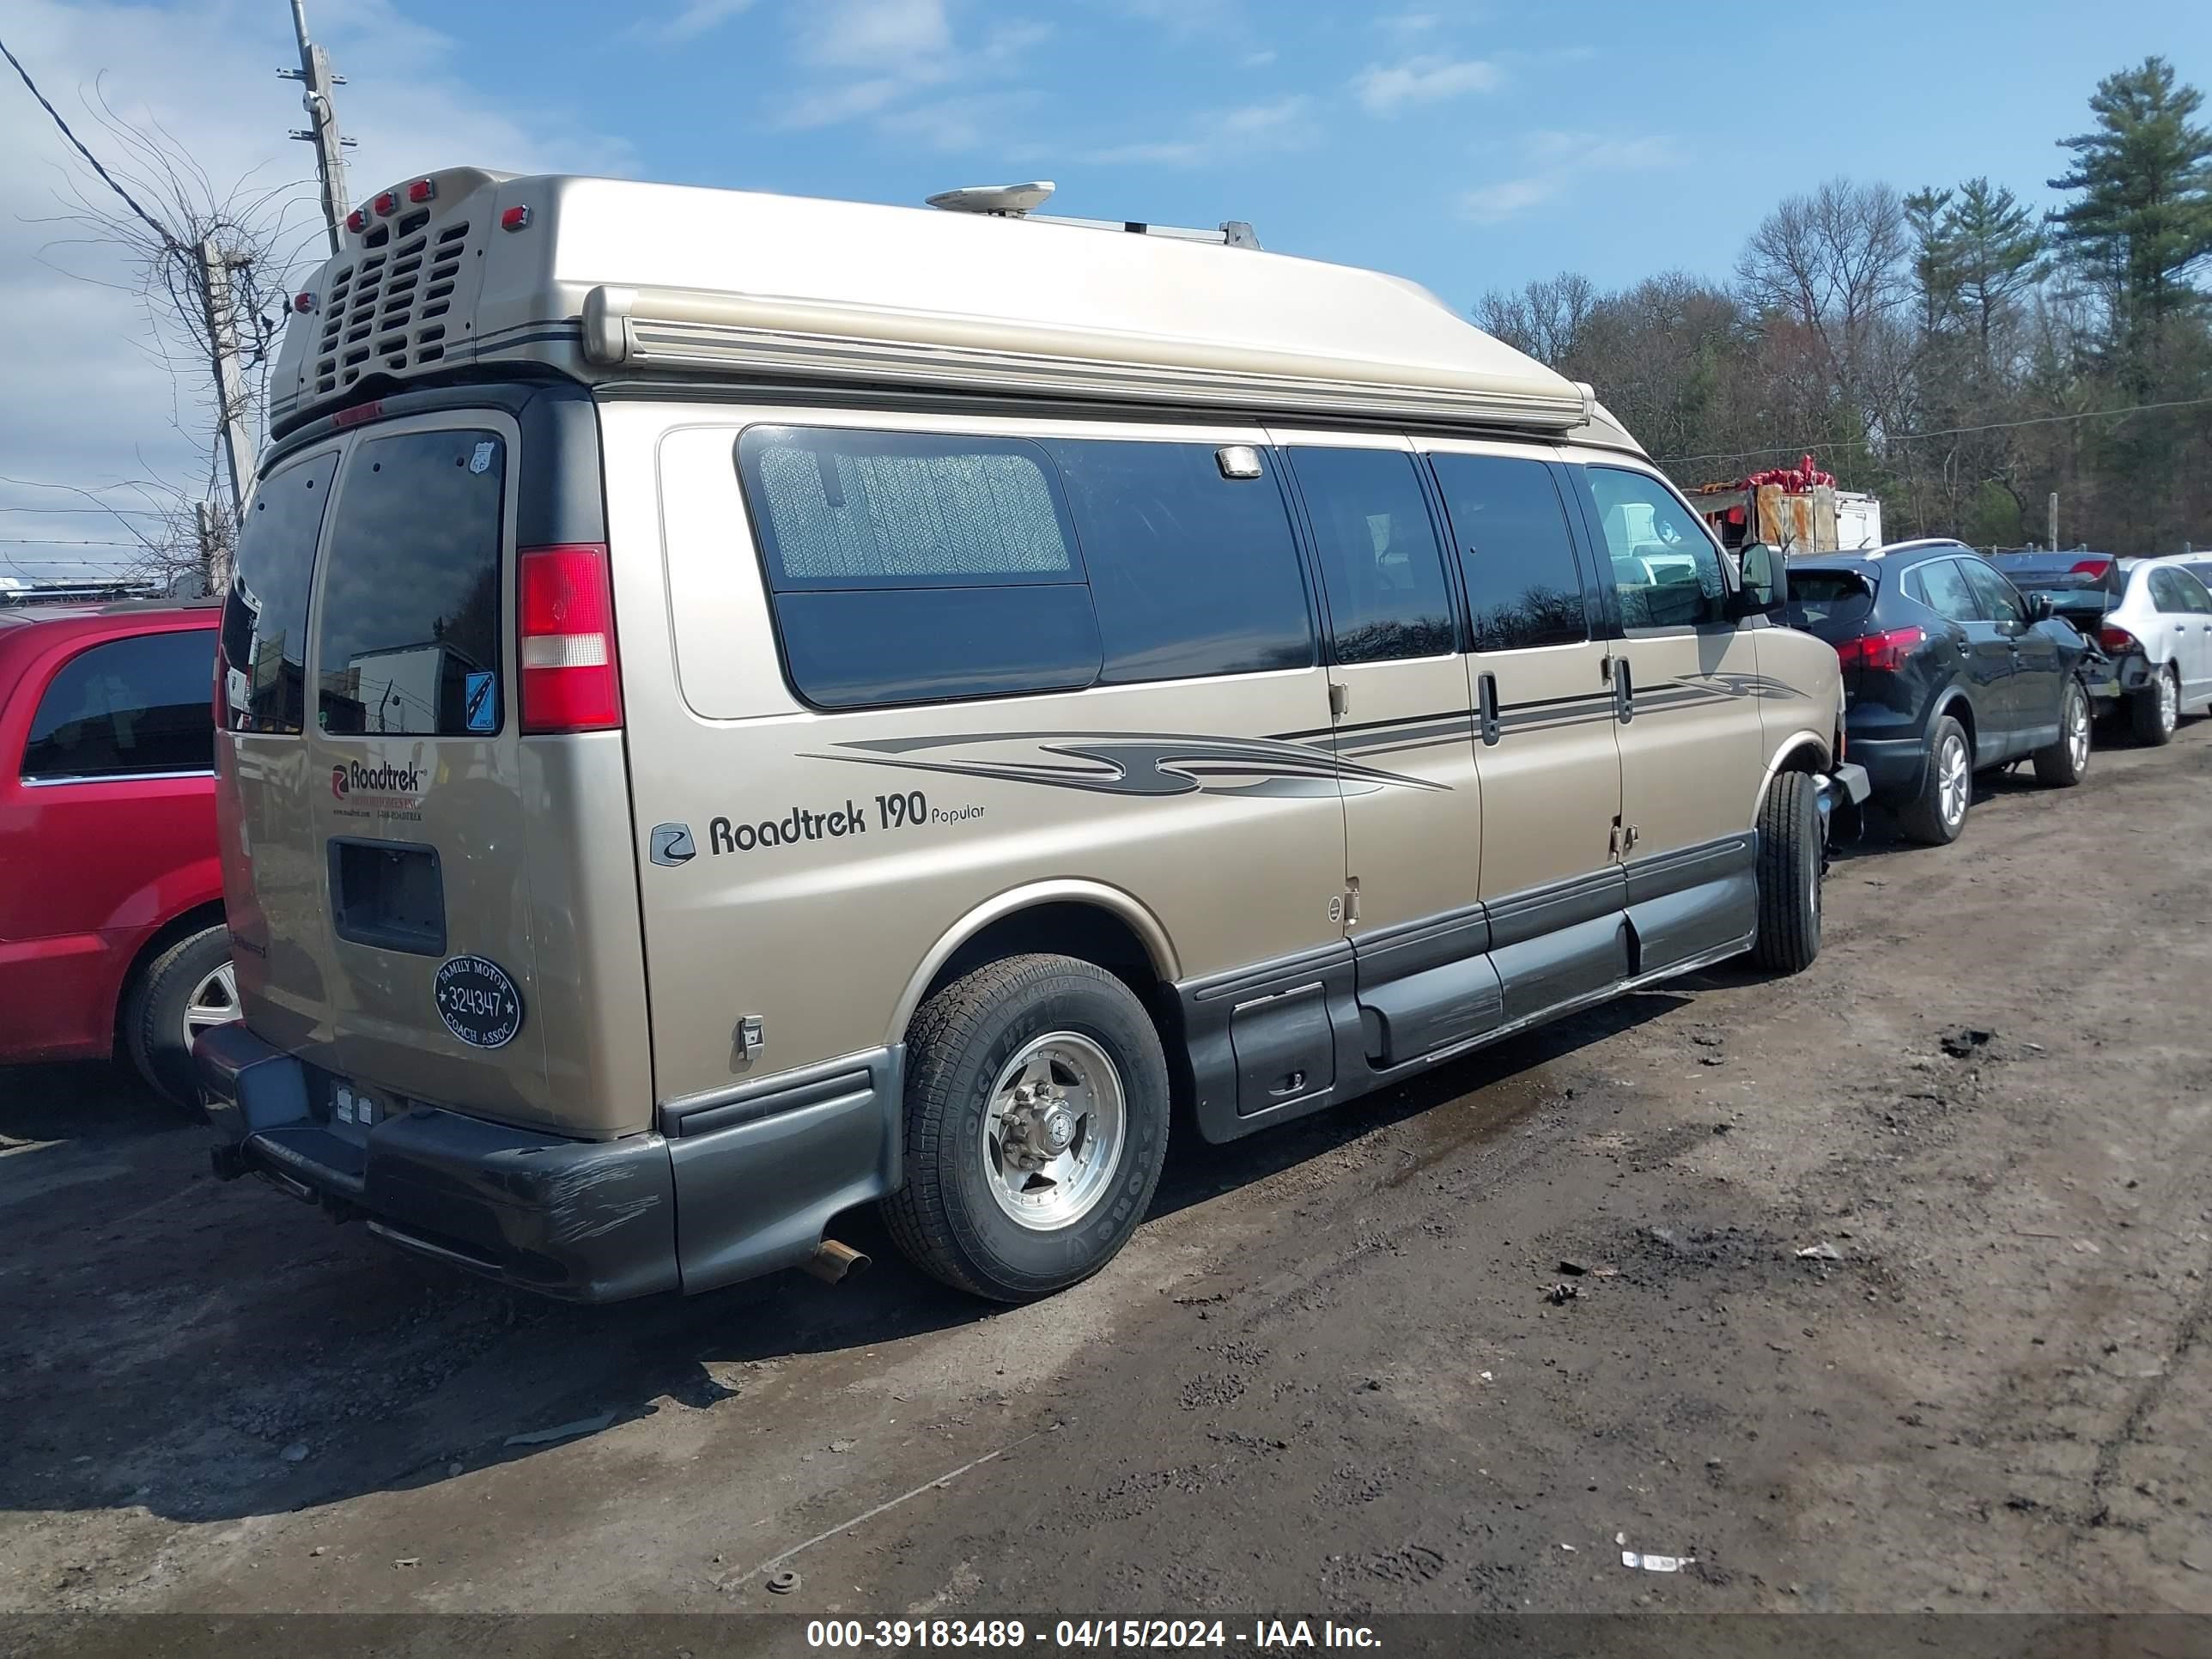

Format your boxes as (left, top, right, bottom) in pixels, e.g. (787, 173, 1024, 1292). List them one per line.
(1732, 542, 1788, 618)
(2028, 592, 2056, 623)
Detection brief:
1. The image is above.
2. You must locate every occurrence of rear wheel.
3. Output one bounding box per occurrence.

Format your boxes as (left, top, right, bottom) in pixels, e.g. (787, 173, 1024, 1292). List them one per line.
(2130, 664, 2179, 746)
(1752, 770, 1822, 974)
(2033, 680, 2091, 787)
(1897, 714, 1972, 845)
(124, 926, 236, 1108)
(883, 953, 1170, 1303)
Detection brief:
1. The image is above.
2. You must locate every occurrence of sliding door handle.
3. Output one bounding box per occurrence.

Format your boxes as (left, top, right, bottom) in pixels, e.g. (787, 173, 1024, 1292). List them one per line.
(1613, 656, 1634, 724)
(1477, 672, 1500, 745)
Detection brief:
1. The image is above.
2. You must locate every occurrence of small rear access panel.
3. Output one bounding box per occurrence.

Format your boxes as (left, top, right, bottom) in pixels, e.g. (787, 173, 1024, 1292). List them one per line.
(327, 838, 447, 956)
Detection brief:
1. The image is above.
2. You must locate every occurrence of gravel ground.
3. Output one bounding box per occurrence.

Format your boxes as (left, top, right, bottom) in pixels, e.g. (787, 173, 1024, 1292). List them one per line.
(3, 721, 2209, 1628)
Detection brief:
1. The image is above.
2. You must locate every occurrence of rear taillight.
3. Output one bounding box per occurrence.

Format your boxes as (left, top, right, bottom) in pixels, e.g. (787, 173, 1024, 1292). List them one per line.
(1834, 625, 1926, 675)
(518, 544, 622, 732)
(2099, 625, 2140, 655)
(2071, 558, 2112, 578)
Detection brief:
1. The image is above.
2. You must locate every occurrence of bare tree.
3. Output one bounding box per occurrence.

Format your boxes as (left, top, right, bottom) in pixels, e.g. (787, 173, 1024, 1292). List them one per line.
(21, 76, 323, 592)
(1736, 178, 1913, 415)
(1473, 271, 1597, 365)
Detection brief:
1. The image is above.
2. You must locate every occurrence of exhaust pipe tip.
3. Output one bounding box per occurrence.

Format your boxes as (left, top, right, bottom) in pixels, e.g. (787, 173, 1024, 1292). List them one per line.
(804, 1238, 871, 1285)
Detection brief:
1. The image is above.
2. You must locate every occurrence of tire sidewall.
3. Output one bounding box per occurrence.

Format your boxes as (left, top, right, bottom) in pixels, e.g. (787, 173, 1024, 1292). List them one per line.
(130, 927, 231, 1105)
(1924, 716, 1970, 842)
(1792, 776, 1822, 954)
(929, 973, 1168, 1296)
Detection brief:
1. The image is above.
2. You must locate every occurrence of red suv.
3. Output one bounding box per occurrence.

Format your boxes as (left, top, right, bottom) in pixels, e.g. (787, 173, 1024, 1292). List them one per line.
(0, 599, 229, 1101)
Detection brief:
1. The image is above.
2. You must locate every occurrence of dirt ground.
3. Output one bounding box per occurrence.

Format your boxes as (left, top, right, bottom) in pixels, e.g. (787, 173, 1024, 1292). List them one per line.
(4, 722, 2211, 1630)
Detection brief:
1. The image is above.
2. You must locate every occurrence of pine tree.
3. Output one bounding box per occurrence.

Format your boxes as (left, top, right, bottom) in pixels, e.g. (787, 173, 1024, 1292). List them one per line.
(2048, 56, 2212, 367)
(1903, 187, 1959, 336)
(1946, 179, 2046, 365)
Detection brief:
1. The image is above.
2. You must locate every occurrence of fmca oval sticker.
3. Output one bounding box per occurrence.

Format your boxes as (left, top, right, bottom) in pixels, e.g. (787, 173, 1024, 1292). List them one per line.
(434, 955, 524, 1049)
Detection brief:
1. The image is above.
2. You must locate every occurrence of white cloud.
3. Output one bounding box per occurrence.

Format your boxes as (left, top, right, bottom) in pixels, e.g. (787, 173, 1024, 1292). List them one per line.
(771, 3, 1048, 148)
(1460, 129, 1683, 222)
(1242, 48, 1278, 67)
(634, 0, 757, 45)
(1085, 96, 1316, 168)
(878, 91, 1046, 155)
(1352, 56, 1501, 116)
(1378, 10, 1443, 31)
(0, 0, 628, 576)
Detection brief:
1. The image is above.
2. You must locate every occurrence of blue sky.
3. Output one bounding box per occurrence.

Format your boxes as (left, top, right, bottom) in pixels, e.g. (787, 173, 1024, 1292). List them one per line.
(2, 0, 2207, 579)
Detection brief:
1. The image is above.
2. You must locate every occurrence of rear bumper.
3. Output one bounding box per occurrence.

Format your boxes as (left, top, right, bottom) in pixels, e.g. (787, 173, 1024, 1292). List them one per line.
(1844, 735, 1927, 800)
(195, 1023, 901, 1304)
(2082, 651, 2151, 703)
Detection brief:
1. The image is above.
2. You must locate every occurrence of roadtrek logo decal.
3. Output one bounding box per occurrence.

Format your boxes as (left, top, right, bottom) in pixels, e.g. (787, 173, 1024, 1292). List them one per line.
(331, 759, 424, 800)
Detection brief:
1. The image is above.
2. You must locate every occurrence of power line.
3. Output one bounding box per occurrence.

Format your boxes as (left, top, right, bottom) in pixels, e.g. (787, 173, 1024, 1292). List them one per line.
(0, 33, 179, 252)
(0, 537, 147, 548)
(1659, 394, 2212, 468)
(0, 504, 169, 517)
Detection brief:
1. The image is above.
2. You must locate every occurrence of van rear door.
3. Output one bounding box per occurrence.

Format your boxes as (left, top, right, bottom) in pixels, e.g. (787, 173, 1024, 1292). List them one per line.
(218, 401, 650, 1139)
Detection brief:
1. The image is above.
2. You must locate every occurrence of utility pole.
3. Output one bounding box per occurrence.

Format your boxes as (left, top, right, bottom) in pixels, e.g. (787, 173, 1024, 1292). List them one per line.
(196, 501, 230, 597)
(198, 235, 257, 513)
(280, 0, 355, 253)
(2046, 491, 2059, 554)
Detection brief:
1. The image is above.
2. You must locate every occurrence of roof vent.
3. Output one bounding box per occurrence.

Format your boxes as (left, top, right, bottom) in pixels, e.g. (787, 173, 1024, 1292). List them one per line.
(926, 180, 1056, 216)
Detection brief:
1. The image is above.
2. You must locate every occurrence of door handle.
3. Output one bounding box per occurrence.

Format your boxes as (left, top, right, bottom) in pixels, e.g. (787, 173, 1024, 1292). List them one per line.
(1477, 672, 1500, 746)
(1613, 657, 1633, 724)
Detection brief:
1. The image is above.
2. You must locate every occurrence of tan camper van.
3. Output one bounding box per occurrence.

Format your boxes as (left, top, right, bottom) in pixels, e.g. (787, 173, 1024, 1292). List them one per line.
(198, 170, 1867, 1304)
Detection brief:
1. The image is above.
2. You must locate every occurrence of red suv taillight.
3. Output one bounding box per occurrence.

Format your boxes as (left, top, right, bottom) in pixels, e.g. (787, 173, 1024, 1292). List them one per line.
(518, 544, 622, 732)
(2099, 624, 2140, 655)
(1834, 625, 1927, 675)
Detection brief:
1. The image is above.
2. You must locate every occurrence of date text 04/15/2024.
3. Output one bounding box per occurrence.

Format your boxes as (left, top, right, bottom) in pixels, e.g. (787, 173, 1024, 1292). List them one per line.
(804, 1620, 1381, 1649)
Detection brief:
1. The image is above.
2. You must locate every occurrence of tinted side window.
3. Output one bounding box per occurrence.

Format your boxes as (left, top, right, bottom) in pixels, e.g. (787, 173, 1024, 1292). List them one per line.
(2148, 568, 2189, 614)
(2181, 564, 2212, 606)
(2174, 568, 2212, 614)
(1580, 466, 1727, 629)
(22, 631, 216, 781)
(1428, 453, 1589, 652)
(316, 430, 507, 737)
(222, 453, 337, 733)
(1915, 558, 1980, 624)
(1961, 558, 2026, 627)
(739, 427, 1100, 708)
(1046, 440, 1313, 684)
(1286, 448, 1454, 664)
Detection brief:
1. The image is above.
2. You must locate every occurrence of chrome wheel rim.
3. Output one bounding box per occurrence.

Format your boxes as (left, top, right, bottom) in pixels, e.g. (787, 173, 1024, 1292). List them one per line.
(2160, 670, 2179, 732)
(1938, 733, 1970, 830)
(2067, 691, 2090, 770)
(183, 959, 238, 1048)
(981, 1032, 1126, 1232)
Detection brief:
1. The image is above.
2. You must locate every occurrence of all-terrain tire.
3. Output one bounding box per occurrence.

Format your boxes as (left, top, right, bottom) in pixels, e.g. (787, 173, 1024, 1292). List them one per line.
(882, 953, 1170, 1304)
(1897, 714, 1972, 846)
(124, 925, 234, 1108)
(1753, 770, 1822, 974)
(2032, 679, 2091, 787)
(2130, 664, 2179, 746)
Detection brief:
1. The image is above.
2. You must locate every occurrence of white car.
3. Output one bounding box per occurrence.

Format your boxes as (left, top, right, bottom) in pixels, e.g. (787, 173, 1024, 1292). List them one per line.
(2105, 556, 2212, 744)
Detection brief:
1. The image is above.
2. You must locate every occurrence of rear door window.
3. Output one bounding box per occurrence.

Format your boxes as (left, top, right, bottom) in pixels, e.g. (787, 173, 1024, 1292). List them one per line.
(21, 630, 216, 781)
(738, 426, 1099, 708)
(222, 453, 337, 733)
(1962, 559, 2027, 628)
(1427, 453, 1589, 651)
(1913, 558, 1980, 624)
(1286, 447, 1455, 663)
(314, 430, 507, 737)
(1044, 439, 1313, 683)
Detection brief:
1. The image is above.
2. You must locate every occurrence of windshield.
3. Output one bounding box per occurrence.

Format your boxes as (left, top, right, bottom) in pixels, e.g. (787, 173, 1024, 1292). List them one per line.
(1991, 552, 2118, 594)
(1784, 569, 1875, 630)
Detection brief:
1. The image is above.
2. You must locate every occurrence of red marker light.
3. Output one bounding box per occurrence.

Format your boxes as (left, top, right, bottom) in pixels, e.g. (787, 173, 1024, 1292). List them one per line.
(406, 178, 435, 204)
(292, 291, 315, 314)
(500, 204, 532, 232)
(345, 207, 367, 234)
(373, 190, 398, 216)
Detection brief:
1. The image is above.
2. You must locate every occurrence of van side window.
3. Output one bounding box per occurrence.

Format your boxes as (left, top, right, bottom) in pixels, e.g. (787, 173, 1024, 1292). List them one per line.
(1045, 440, 1313, 683)
(222, 453, 337, 734)
(1427, 453, 1589, 651)
(738, 427, 1101, 708)
(1286, 448, 1455, 664)
(1580, 466, 1726, 629)
(315, 430, 507, 737)
(21, 631, 216, 781)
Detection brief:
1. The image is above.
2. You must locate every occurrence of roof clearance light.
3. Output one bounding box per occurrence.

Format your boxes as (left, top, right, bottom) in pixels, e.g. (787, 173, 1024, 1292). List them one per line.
(292, 292, 315, 314)
(406, 178, 435, 204)
(345, 207, 367, 234)
(500, 204, 532, 232)
(373, 190, 398, 216)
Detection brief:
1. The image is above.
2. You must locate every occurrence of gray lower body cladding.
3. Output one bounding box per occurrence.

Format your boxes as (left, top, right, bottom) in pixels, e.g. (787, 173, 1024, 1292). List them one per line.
(196, 1023, 899, 1303)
